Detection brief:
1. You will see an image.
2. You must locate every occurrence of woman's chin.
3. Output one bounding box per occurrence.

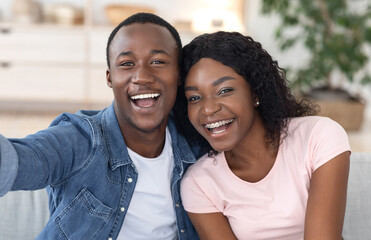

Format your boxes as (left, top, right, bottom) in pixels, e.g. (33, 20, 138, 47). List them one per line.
(210, 143, 233, 153)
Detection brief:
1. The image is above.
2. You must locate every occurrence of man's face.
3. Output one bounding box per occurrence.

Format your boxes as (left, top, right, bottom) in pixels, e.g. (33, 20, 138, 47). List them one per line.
(107, 23, 179, 133)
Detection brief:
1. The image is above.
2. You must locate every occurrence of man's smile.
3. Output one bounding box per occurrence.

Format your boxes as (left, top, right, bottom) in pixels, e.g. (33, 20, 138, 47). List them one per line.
(130, 92, 160, 108)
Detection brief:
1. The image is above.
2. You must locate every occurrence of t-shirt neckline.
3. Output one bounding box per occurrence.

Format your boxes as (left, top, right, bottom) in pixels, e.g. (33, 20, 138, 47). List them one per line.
(220, 143, 282, 185)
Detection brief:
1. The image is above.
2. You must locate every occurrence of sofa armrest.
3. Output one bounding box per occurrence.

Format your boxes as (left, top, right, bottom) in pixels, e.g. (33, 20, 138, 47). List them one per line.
(0, 189, 49, 240)
(343, 152, 371, 239)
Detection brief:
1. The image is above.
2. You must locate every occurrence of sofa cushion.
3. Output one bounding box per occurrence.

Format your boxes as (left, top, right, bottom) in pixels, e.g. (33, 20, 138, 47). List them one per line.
(0, 153, 369, 239)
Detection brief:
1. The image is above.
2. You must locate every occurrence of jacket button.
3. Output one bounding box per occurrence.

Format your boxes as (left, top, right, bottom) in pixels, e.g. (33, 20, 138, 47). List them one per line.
(120, 207, 125, 212)
(108, 238, 113, 240)
(127, 178, 133, 183)
(180, 229, 185, 233)
(175, 203, 180, 207)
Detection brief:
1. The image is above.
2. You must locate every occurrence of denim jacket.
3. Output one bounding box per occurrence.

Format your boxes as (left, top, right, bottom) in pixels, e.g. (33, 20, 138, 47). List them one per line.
(0, 104, 200, 240)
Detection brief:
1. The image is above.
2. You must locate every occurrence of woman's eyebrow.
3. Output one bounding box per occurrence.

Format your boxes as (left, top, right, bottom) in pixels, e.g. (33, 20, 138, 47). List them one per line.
(213, 76, 235, 86)
(185, 76, 236, 92)
(185, 86, 198, 91)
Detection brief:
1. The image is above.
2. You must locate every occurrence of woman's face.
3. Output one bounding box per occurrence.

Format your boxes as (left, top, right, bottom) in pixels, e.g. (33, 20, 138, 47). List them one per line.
(185, 58, 259, 152)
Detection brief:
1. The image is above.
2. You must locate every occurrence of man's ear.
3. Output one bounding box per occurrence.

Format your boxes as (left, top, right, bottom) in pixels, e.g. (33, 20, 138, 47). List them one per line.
(106, 70, 112, 88)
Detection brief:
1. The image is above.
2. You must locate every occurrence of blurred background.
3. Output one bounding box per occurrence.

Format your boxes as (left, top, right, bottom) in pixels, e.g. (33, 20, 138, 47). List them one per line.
(0, 0, 370, 151)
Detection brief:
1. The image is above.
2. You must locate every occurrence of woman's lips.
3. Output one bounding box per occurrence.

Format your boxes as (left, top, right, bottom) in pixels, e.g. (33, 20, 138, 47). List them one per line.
(204, 119, 234, 134)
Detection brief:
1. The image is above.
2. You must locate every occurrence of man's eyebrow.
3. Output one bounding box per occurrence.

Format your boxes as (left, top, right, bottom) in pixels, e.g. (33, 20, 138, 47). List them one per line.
(151, 49, 170, 56)
(213, 76, 235, 86)
(116, 50, 170, 59)
(116, 51, 132, 59)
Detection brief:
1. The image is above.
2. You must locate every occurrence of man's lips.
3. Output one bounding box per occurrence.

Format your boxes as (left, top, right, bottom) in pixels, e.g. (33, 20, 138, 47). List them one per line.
(130, 93, 160, 108)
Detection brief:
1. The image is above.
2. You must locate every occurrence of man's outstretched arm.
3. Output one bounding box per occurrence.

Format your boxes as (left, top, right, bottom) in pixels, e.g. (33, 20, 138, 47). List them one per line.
(0, 134, 19, 197)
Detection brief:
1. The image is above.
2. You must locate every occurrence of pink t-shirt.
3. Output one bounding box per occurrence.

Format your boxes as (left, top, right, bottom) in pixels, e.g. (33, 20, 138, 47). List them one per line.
(181, 116, 351, 240)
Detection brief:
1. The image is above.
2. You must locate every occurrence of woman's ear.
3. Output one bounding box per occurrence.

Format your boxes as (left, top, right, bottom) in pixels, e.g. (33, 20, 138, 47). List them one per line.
(106, 70, 112, 88)
(254, 95, 260, 107)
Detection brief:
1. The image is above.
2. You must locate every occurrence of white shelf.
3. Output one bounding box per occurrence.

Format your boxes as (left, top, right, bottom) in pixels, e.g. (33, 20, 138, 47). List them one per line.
(0, 0, 199, 112)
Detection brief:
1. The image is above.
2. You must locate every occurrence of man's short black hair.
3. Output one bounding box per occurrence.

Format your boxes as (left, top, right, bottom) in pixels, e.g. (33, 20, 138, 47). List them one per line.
(106, 12, 182, 68)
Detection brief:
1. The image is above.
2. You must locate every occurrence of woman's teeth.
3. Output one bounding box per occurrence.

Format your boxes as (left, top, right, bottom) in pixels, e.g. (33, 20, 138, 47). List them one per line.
(205, 119, 234, 129)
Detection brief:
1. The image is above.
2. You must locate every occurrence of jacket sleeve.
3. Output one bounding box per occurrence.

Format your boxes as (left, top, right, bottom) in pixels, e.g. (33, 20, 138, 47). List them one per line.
(1, 113, 94, 193)
(0, 134, 19, 197)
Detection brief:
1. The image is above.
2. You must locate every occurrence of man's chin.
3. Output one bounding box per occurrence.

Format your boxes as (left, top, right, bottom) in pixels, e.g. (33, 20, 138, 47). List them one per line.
(130, 119, 166, 134)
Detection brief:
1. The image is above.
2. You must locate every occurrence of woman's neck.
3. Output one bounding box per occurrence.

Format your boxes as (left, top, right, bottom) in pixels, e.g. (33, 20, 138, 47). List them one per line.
(224, 123, 279, 182)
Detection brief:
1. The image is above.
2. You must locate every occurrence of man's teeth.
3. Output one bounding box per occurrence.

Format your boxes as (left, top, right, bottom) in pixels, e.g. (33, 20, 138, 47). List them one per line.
(131, 93, 160, 100)
(205, 119, 234, 129)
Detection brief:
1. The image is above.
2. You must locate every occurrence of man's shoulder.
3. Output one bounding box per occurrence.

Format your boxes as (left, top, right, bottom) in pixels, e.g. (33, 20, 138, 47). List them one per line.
(49, 108, 105, 128)
(43, 109, 108, 145)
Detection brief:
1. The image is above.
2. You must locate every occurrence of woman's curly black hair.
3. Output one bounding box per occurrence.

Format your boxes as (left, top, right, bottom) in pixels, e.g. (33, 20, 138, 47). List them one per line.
(173, 31, 317, 153)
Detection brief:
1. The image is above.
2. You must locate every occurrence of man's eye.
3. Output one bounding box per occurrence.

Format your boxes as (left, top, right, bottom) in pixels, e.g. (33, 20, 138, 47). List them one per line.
(187, 96, 201, 102)
(219, 88, 233, 95)
(120, 61, 134, 67)
(151, 60, 165, 64)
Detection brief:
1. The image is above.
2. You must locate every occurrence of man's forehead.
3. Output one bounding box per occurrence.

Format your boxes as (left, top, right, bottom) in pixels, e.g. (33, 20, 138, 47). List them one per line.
(110, 23, 177, 53)
(116, 23, 174, 43)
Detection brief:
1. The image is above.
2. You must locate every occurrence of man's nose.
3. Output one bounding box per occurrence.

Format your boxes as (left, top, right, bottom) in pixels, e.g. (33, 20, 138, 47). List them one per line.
(131, 66, 155, 85)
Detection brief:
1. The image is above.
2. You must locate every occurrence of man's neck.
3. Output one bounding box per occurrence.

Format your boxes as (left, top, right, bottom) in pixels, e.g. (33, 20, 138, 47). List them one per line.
(122, 126, 167, 158)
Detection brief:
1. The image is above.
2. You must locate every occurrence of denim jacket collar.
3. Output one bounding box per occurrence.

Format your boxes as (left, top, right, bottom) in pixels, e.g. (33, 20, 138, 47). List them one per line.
(101, 104, 197, 171)
(101, 105, 131, 170)
(167, 118, 197, 164)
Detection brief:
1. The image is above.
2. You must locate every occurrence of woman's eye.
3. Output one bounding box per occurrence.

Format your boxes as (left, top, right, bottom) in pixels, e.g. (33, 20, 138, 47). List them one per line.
(219, 88, 233, 95)
(187, 96, 201, 102)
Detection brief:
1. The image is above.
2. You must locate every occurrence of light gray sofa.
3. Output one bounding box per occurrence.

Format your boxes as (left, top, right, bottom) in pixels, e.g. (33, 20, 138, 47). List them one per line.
(342, 152, 371, 239)
(0, 152, 370, 239)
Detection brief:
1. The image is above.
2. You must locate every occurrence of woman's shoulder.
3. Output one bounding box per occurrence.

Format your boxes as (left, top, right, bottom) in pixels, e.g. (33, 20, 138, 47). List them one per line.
(288, 116, 344, 135)
(289, 115, 337, 126)
(185, 152, 223, 177)
(190, 152, 216, 167)
(286, 116, 349, 157)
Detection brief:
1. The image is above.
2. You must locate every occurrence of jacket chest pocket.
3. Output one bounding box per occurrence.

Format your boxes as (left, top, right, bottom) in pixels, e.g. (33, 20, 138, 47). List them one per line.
(55, 188, 113, 240)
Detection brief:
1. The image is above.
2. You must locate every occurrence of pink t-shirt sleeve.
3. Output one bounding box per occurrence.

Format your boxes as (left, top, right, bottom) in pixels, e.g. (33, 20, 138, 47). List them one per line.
(181, 165, 220, 213)
(308, 117, 351, 172)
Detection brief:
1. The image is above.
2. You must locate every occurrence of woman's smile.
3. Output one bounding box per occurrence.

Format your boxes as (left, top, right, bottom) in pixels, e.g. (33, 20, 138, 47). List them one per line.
(203, 118, 235, 134)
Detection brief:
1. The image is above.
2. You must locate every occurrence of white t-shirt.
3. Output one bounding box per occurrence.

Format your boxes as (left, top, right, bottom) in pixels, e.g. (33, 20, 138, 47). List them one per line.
(181, 116, 351, 240)
(118, 128, 177, 240)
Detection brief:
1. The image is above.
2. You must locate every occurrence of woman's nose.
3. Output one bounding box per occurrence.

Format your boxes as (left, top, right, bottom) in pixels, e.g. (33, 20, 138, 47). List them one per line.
(202, 98, 221, 116)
